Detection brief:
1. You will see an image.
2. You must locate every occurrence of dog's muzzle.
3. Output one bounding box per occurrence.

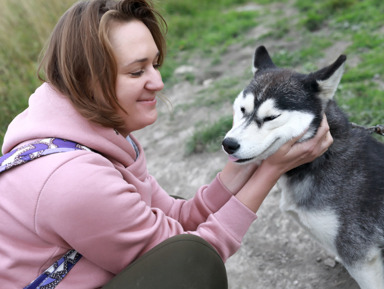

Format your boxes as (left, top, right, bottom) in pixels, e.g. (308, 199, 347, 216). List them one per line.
(222, 137, 257, 163)
(222, 138, 240, 155)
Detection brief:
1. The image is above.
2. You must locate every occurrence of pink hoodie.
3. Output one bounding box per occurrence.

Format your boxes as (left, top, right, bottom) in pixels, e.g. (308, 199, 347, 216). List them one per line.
(0, 83, 257, 288)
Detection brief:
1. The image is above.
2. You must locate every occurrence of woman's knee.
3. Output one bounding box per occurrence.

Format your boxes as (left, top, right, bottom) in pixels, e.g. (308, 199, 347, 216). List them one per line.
(146, 234, 227, 287)
(103, 234, 228, 289)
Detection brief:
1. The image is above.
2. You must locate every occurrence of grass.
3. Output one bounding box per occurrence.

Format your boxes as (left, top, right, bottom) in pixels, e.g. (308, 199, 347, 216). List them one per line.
(186, 0, 384, 153)
(0, 0, 76, 144)
(185, 115, 234, 155)
(158, 0, 260, 83)
(0, 0, 383, 152)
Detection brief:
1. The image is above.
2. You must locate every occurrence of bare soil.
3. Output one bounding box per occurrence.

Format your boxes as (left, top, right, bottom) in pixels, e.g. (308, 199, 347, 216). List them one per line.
(134, 2, 360, 288)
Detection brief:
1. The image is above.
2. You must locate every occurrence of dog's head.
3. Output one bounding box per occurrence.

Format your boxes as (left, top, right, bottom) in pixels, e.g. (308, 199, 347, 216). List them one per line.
(222, 46, 346, 164)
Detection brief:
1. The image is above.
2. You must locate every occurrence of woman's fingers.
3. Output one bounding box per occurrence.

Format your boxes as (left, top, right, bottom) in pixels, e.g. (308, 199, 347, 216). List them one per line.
(262, 115, 333, 175)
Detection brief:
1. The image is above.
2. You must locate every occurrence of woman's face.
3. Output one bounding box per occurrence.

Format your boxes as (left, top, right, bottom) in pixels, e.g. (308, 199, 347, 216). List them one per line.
(109, 20, 164, 136)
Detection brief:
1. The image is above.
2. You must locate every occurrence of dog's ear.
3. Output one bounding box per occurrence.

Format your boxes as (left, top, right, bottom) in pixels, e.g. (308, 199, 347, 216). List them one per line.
(314, 55, 347, 101)
(252, 46, 277, 74)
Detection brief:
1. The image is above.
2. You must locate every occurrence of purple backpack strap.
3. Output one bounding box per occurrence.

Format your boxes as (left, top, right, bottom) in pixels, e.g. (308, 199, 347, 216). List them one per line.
(0, 137, 92, 173)
(0, 138, 89, 288)
(24, 250, 82, 289)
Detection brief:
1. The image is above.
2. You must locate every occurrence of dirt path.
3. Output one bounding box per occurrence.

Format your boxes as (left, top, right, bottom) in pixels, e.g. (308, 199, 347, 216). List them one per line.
(134, 2, 360, 288)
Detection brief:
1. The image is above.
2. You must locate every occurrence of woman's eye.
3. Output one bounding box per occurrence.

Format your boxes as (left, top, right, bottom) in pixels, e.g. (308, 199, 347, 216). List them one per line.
(130, 64, 160, 77)
(130, 70, 144, 77)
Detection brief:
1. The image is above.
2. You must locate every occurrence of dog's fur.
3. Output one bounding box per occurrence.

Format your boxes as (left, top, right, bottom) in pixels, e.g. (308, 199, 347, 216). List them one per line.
(222, 46, 384, 289)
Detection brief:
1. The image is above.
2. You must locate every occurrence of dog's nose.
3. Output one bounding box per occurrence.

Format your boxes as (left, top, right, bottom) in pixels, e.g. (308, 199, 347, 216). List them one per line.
(222, 138, 240, 154)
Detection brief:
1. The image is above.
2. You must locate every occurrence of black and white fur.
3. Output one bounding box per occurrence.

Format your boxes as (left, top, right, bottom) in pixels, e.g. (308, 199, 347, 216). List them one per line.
(222, 46, 384, 289)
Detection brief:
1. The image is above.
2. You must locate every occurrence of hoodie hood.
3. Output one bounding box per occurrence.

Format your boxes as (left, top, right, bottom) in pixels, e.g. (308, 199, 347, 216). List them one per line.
(2, 83, 138, 167)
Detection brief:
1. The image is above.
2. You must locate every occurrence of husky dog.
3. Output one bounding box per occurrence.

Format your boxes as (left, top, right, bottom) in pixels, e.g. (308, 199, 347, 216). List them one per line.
(222, 46, 384, 289)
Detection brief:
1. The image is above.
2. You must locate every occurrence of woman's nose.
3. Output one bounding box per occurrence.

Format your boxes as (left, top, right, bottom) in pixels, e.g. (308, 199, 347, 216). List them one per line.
(146, 69, 164, 91)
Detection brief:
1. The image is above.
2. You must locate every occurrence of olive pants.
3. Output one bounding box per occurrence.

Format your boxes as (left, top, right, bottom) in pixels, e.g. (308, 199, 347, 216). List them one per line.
(102, 234, 228, 289)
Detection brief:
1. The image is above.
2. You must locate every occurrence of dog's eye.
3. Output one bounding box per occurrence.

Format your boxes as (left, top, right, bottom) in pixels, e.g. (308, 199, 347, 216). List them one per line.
(240, 107, 245, 114)
(263, 115, 280, 122)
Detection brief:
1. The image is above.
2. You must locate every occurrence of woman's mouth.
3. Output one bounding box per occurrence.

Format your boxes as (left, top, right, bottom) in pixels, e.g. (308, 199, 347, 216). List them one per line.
(138, 98, 157, 105)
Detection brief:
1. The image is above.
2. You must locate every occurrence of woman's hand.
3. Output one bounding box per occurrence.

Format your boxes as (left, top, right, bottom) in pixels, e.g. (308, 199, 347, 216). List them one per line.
(235, 115, 333, 213)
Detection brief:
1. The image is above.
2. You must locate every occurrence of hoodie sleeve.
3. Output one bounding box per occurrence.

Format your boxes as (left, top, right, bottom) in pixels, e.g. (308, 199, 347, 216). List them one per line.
(149, 173, 258, 257)
(148, 173, 244, 230)
(34, 152, 256, 274)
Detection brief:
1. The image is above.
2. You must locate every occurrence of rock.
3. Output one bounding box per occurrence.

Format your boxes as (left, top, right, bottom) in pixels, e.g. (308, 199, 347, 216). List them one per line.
(174, 65, 195, 75)
(324, 258, 337, 268)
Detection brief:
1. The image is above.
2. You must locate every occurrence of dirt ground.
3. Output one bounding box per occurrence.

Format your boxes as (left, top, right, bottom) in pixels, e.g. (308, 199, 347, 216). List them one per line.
(134, 3, 361, 288)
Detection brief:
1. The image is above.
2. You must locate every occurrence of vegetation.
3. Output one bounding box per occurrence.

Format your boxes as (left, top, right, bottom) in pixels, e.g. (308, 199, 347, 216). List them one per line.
(184, 0, 384, 153)
(294, 0, 384, 126)
(0, 1, 75, 143)
(0, 0, 383, 152)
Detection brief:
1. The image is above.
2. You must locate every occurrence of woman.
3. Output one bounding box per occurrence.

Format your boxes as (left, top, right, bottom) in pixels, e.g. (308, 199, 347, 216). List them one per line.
(0, 0, 332, 288)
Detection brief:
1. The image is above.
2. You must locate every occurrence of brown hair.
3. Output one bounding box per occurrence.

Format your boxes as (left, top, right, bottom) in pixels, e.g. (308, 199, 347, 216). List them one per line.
(38, 0, 167, 130)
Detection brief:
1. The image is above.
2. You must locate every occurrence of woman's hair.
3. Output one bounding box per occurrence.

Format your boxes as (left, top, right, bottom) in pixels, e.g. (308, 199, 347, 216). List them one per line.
(38, 0, 167, 130)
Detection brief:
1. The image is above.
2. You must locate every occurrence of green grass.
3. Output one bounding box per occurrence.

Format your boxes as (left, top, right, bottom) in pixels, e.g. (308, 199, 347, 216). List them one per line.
(0, 0, 383, 152)
(159, 0, 260, 83)
(185, 0, 384, 153)
(185, 115, 234, 155)
(0, 0, 77, 144)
